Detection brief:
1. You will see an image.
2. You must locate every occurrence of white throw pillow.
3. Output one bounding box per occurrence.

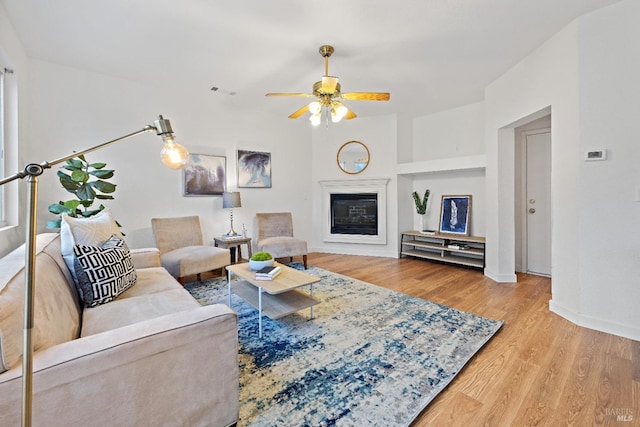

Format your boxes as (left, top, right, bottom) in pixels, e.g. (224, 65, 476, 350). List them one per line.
(60, 208, 123, 285)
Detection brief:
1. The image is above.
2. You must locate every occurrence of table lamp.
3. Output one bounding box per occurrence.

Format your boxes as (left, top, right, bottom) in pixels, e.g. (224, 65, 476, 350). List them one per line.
(222, 191, 241, 236)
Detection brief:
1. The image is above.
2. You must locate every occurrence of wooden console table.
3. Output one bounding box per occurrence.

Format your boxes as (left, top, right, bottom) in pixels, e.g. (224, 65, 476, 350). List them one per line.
(400, 231, 485, 269)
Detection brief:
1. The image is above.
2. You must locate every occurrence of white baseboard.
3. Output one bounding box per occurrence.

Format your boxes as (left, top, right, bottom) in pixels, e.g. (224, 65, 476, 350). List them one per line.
(549, 299, 640, 341)
(483, 268, 517, 283)
(308, 246, 398, 258)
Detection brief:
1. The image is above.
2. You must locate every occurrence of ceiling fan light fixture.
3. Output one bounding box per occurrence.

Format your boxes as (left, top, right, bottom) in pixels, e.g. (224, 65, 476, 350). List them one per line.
(309, 101, 321, 115)
(310, 113, 321, 127)
(334, 102, 348, 119)
(265, 45, 390, 125)
(331, 107, 342, 123)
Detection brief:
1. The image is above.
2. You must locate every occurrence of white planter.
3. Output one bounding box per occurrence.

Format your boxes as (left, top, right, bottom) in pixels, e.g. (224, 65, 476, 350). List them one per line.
(248, 259, 275, 271)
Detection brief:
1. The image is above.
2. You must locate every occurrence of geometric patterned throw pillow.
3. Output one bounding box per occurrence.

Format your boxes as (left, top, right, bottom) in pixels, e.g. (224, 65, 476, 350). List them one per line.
(73, 234, 137, 307)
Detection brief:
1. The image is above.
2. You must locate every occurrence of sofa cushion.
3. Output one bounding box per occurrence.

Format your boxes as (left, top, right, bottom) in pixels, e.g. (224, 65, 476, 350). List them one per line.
(80, 266, 199, 336)
(73, 235, 137, 307)
(60, 208, 123, 286)
(0, 234, 81, 373)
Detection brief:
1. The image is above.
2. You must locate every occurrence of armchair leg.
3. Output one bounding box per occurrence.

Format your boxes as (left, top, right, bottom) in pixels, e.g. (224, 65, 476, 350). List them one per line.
(197, 273, 201, 281)
(178, 277, 185, 286)
(303, 255, 307, 269)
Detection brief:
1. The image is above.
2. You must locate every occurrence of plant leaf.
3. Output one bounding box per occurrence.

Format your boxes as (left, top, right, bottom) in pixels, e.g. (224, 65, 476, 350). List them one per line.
(95, 194, 115, 200)
(92, 180, 116, 193)
(89, 169, 114, 179)
(62, 200, 83, 211)
(66, 158, 84, 169)
(57, 171, 81, 191)
(71, 170, 89, 183)
(47, 203, 70, 215)
(81, 208, 104, 217)
(77, 185, 96, 201)
(46, 219, 62, 229)
(88, 162, 107, 169)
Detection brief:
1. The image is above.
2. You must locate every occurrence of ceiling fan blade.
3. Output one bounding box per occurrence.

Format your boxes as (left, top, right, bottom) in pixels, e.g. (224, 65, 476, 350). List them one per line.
(266, 92, 315, 98)
(344, 108, 357, 120)
(342, 92, 391, 101)
(321, 76, 339, 94)
(288, 104, 310, 119)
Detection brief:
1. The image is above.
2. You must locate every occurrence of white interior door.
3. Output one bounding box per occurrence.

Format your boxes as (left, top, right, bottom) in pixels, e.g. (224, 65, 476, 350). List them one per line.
(525, 131, 552, 276)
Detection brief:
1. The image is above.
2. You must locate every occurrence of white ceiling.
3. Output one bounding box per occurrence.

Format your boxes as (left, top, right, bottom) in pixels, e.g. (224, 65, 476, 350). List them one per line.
(2, 0, 621, 119)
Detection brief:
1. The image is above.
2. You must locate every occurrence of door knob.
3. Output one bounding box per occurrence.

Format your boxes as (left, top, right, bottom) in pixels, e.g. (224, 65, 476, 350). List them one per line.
(529, 208, 536, 214)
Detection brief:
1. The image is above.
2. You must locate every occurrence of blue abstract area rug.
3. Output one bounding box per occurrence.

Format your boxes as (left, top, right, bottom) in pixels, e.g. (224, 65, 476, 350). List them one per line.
(185, 264, 503, 426)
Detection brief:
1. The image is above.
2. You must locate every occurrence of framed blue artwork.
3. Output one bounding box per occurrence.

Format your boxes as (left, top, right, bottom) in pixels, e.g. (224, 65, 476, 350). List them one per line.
(438, 195, 472, 236)
(237, 149, 272, 188)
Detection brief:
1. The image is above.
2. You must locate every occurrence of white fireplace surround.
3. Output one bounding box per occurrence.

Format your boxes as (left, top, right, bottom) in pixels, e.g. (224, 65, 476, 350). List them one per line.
(319, 178, 390, 245)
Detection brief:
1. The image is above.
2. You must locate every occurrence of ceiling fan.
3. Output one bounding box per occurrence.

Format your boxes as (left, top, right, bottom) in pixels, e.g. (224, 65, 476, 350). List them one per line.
(265, 45, 390, 125)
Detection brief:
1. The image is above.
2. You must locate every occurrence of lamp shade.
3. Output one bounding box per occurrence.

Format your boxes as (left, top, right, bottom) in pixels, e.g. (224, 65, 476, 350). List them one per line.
(222, 191, 241, 208)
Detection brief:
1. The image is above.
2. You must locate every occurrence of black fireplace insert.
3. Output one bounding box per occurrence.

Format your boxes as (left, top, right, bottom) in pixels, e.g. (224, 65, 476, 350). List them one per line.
(330, 193, 378, 235)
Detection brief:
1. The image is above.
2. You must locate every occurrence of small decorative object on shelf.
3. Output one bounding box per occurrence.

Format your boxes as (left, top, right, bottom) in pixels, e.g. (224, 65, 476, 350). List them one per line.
(412, 189, 431, 232)
(248, 251, 274, 271)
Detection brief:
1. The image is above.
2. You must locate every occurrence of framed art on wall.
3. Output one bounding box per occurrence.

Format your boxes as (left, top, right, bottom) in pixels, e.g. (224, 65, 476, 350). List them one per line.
(438, 195, 472, 236)
(182, 153, 226, 196)
(237, 149, 271, 188)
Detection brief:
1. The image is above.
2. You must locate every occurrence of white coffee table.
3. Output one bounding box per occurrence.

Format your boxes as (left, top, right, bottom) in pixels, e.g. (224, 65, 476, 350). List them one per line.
(225, 262, 321, 337)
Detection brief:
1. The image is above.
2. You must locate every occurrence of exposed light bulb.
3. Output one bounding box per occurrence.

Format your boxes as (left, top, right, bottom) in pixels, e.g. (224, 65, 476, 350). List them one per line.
(160, 135, 190, 169)
(310, 113, 321, 127)
(331, 107, 342, 123)
(336, 104, 348, 120)
(309, 101, 321, 115)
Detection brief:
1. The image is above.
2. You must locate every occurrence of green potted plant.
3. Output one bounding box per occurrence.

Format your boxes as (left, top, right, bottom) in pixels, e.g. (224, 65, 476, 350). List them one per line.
(46, 154, 118, 229)
(249, 251, 274, 271)
(412, 189, 431, 232)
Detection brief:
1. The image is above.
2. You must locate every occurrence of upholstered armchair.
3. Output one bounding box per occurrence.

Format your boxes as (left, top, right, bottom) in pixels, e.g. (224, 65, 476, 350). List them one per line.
(151, 216, 230, 284)
(255, 212, 307, 269)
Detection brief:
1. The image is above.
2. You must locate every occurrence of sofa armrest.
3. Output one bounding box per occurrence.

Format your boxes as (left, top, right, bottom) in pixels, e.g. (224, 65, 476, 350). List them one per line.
(0, 304, 239, 427)
(130, 247, 161, 269)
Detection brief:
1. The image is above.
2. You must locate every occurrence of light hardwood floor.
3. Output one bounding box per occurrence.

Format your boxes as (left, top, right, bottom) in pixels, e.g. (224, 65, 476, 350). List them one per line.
(303, 253, 639, 427)
(198, 253, 638, 425)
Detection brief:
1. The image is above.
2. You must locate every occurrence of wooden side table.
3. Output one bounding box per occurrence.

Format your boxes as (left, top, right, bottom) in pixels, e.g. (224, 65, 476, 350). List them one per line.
(213, 236, 252, 264)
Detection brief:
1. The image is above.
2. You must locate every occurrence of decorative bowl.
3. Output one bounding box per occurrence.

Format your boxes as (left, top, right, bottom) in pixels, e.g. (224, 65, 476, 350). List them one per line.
(248, 259, 275, 271)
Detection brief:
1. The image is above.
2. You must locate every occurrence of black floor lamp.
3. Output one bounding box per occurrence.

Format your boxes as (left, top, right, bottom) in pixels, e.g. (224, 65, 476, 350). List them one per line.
(0, 115, 189, 427)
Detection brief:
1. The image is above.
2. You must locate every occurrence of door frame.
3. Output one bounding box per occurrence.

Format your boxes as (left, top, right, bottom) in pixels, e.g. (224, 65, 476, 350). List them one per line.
(519, 128, 551, 275)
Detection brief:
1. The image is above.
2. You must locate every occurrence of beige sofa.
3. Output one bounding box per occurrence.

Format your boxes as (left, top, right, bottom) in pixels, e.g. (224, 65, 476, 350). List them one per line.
(0, 233, 239, 427)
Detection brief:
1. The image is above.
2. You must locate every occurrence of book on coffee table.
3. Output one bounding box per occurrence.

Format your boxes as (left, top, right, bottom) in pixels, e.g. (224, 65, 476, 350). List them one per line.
(255, 266, 281, 280)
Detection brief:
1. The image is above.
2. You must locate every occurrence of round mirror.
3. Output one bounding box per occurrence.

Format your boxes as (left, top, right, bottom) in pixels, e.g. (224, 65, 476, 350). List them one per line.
(337, 141, 370, 174)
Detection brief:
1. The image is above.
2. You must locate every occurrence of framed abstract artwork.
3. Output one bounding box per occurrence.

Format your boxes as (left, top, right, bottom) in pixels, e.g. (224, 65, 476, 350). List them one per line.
(182, 153, 226, 196)
(237, 149, 272, 188)
(438, 195, 472, 236)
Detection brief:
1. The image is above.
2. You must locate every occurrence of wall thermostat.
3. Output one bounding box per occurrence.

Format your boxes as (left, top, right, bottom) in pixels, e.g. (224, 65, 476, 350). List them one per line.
(585, 149, 607, 161)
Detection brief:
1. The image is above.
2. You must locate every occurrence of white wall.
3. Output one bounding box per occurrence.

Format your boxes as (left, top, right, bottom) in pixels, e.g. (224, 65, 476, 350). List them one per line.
(23, 59, 312, 250)
(575, 0, 640, 339)
(485, 21, 580, 286)
(310, 114, 398, 257)
(485, 0, 640, 340)
(413, 101, 485, 161)
(408, 102, 486, 234)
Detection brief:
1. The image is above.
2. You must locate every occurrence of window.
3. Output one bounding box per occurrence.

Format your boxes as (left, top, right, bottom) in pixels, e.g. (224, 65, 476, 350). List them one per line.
(0, 65, 14, 226)
(0, 67, 6, 224)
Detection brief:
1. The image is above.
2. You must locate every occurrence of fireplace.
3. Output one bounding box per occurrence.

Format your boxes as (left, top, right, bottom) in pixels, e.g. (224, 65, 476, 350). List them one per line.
(319, 178, 389, 245)
(330, 193, 378, 235)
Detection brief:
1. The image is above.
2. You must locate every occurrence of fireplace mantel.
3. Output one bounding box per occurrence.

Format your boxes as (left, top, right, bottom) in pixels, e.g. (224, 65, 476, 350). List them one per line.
(319, 178, 390, 245)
